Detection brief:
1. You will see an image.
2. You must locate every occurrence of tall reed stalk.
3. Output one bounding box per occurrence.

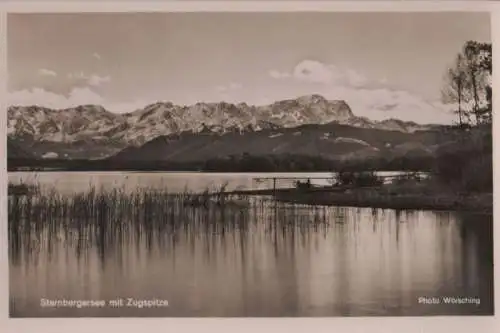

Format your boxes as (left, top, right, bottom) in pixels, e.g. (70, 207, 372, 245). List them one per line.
(8, 182, 332, 264)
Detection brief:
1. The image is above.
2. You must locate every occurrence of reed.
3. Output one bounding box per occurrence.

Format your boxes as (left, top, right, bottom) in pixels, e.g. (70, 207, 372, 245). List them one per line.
(8, 182, 331, 263)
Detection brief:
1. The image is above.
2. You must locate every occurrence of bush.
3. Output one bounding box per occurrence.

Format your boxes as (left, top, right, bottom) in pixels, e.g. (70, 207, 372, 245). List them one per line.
(392, 172, 423, 185)
(433, 126, 492, 193)
(294, 179, 313, 191)
(459, 153, 493, 192)
(335, 171, 383, 187)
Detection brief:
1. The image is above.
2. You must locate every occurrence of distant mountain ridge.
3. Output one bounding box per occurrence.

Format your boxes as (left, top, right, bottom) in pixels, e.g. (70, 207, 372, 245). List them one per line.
(8, 94, 444, 160)
(8, 95, 435, 142)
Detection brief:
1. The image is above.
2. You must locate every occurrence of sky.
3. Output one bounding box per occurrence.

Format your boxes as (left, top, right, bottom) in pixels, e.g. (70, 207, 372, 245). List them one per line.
(7, 12, 491, 124)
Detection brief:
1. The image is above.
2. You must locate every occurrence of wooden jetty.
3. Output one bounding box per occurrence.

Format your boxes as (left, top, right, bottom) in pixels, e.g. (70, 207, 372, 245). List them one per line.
(252, 176, 333, 194)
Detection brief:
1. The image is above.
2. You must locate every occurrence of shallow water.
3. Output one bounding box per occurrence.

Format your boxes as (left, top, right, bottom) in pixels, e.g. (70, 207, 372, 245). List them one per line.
(8, 172, 494, 317)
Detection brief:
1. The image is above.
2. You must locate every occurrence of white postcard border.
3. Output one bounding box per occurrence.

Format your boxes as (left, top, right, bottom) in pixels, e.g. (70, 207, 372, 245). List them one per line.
(0, 2, 498, 333)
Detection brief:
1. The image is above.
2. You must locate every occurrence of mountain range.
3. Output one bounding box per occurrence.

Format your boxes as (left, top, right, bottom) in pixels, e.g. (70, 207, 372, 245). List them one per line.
(7, 94, 449, 162)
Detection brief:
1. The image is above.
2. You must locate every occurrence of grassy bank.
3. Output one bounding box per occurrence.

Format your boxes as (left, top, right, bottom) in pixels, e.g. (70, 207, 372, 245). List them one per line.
(273, 188, 492, 213)
(225, 170, 492, 213)
(225, 184, 492, 213)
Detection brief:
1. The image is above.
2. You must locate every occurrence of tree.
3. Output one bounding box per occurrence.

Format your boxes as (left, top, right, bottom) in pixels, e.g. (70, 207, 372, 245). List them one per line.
(442, 41, 492, 126)
(436, 41, 492, 193)
(441, 53, 470, 126)
(464, 41, 482, 124)
(475, 42, 493, 123)
(463, 41, 492, 124)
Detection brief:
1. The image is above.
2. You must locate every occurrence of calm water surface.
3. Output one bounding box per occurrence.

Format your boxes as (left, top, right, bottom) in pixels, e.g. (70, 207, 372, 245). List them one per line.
(8, 171, 425, 194)
(8, 172, 494, 317)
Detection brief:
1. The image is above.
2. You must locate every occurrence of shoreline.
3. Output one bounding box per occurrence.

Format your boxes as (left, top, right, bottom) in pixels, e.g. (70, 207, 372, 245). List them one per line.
(227, 187, 493, 214)
(8, 181, 493, 214)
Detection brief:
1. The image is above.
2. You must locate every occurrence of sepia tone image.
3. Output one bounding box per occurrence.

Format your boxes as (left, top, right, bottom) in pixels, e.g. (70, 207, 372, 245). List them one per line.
(7, 12, 493, 317)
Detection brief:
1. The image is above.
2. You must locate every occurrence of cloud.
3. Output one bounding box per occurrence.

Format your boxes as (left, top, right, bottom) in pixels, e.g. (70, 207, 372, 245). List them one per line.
(270, 60, 372, 88)
(325, 86, 454, 124)
(215, 82, 242, 93)
(67, 71, 111, 87)
(269, 70, 291, 80)
(8, 87, 104, 109)
(345, 69, 368, 88)
(92, 52, 101, 60)
(7, 87, 152, 114)
(267, 59, 455, 124)
(87, 74, 111, 87)
(292, 60, 341, 84)
(67, 71, 85, 80)
(38, 68, 57, 77)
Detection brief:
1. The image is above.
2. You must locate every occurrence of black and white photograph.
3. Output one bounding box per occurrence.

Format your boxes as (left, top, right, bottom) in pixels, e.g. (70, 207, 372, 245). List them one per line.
(6, 9, 494, 318)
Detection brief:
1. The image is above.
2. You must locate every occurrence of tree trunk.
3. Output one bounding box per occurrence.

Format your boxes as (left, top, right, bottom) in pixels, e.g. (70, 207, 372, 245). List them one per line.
(470, 69, 480, 125)
(458, 91, 463, 126)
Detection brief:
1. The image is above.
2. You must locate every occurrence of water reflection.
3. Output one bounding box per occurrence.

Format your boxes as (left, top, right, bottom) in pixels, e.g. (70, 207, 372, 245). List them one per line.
(9, 195, 493, 317)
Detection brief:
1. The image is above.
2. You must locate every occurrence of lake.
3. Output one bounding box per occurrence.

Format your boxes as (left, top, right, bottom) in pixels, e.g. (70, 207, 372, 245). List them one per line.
(8, 172, 494, 317)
